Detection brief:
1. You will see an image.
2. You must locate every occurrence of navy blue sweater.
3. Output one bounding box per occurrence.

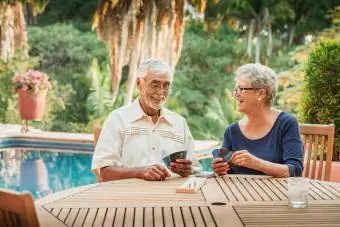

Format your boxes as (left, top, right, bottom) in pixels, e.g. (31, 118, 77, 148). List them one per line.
(222, 112, 304, 177)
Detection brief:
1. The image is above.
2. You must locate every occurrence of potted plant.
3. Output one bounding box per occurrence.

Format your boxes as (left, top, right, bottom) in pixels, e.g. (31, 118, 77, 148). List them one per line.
(12, 71, 52, 120)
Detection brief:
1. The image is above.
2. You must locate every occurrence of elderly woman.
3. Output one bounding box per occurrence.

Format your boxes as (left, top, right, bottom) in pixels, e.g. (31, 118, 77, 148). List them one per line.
(212, 63, 303, 177)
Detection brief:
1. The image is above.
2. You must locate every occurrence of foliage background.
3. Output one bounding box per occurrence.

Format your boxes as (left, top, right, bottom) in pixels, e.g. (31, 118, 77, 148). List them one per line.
(0, 1, 338, 151)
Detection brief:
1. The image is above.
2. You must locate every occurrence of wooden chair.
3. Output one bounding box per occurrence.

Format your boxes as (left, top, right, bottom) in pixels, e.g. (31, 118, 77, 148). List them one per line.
(300, 123, 335, 181)
(93, 126, 102, 147)
(0, 189, 40, 227)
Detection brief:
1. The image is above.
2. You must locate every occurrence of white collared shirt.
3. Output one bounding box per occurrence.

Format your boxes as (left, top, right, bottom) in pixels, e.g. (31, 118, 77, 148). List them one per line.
(91, 100, 201, 174)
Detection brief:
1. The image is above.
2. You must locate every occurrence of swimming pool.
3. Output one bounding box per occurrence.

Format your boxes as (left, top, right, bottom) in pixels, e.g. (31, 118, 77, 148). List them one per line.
(0, 137, 214, 199)
(0, 149, 96, 199)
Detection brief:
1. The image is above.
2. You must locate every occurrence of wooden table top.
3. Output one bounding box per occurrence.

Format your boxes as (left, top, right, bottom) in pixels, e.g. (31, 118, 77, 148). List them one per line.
(35, 175, 340, 227)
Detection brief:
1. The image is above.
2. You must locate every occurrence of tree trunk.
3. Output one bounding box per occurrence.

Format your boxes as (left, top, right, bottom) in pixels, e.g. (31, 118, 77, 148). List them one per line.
(109, 22, 120, 104)
(124, 20, 144, 105)
(288, 24, 295, 46)
(266, 22, 273, 57)
(247, 19, 255, 57)
(0, 2, 27, 62)
(255, 35, 261, 63)
(172, 0, 185, 69)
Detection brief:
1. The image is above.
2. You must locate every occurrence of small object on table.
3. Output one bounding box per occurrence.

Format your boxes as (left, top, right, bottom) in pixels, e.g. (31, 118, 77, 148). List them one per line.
(176, 177, 207, 194)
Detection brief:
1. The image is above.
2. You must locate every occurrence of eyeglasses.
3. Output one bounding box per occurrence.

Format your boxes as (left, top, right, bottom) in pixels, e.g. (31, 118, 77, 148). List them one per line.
(142, 78, 173, 92)
(233, 87, 258, 95)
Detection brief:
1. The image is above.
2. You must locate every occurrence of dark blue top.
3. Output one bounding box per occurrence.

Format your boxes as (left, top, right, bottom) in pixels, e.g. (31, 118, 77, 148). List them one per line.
(222, 112, 304, 177)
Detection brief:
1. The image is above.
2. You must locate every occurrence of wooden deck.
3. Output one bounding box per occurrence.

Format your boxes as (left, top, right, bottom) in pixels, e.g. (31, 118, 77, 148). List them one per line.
(35, 175, 340, 227)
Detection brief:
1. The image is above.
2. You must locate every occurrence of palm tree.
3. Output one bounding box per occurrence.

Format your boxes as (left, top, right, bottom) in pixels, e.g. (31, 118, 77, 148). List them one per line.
(0, 0, 49, 61)
(92, 0, 187, 105)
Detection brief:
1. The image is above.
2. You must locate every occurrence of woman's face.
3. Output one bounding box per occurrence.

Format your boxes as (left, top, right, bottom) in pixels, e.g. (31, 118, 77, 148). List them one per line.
(233, 76, 260, 114)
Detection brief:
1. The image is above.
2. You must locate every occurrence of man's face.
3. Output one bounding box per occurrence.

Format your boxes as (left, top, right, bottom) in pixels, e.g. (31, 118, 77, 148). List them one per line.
(137, 73, 172, 111)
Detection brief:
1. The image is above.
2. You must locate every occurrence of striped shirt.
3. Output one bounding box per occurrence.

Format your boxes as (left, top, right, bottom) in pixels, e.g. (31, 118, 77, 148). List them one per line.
(91, 100, 201, 174)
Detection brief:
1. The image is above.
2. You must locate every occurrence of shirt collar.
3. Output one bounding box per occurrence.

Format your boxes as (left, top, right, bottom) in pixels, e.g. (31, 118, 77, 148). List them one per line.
(128, 99, 175, 126)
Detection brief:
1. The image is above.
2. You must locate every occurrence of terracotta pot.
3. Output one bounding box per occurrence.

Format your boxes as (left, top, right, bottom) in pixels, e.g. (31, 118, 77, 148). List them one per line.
(18, 90, 47, 120)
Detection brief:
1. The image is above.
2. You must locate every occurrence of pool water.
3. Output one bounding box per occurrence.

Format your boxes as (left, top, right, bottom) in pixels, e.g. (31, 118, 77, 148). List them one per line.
(0, 149, 213, 200)
(0, 149, 96, 199)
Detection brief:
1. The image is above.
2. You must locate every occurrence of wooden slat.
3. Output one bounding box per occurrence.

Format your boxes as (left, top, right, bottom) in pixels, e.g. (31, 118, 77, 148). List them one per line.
(154, 207, 164, 227)
(311, 135, 319, 179)
(64, 208, 79, 226)
(113, 207, 125, 226)
(51, 208, 62, 217)
(144, 207, 153, 227)
(229, 177, 255, 201)
(188, 207, 204, 227)
(234, 204, 340, 226)
(304, 135, 313, 178)
(251, 178, 280, 201)
(134, 207, 144, 227)
(315, 183, 340, 199)
(215, 177, 237, 202)
(73, 208, 89, 226)
(56, 208, 70, 222)
(180, 207, 195, 227)
(201, 177, 229, 202)
(260, 178, 286, 200)
(124, 207, 134, 227)
(268, 178, 288, 198)
(199, 206, 217, 226)
(163, 207, 174, 227)
(172, 206, 184, 227)
(317, 136, 326, 180)
(92, 208, 107, 227)
(83, 208, 98, 226)
(237, 177, 263, 201)
(310, 182, 339, 200)
(244, 178, 271, 201)
(224, 177, 246, 201)
(310, 182, 333, 200)
(102, 208, 116, 227)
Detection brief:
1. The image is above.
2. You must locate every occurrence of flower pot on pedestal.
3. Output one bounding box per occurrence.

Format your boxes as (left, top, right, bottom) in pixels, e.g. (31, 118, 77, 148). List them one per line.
(18, 90, 47, 120)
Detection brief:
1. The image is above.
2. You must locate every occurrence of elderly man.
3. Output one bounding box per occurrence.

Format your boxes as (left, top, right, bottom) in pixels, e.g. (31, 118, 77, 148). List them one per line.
(92, 59, 201, 181)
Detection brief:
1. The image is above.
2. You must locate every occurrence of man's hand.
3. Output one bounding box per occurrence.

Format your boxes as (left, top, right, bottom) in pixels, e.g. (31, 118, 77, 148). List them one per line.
(136, 164, 171, 181)
(170, 159, 192, 177)
(212, 157, 230, 175)
(231, 150, 261, 169)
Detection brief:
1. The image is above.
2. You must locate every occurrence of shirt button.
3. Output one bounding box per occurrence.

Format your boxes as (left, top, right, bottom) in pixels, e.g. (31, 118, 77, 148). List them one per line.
(152, 147, 155, 150)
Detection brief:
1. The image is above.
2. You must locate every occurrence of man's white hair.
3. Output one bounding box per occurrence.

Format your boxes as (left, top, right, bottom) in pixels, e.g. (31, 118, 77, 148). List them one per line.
(136, 59, 173, 80)
(235, 63, 278, 105)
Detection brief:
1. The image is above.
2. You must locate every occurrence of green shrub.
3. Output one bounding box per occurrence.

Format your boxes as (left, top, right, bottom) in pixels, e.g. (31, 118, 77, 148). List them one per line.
(302, 41, 340, 159)
(27, 23, 108, 131)
(170, 24, 243, 140)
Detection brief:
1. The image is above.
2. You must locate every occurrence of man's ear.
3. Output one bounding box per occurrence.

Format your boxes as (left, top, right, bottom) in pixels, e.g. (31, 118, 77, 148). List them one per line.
(136, 77, 141, 90)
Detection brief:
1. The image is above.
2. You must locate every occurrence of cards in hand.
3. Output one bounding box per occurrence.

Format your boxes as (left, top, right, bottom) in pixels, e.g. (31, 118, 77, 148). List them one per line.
(212, 148, 233, 166)
(163, 150, 187, 167)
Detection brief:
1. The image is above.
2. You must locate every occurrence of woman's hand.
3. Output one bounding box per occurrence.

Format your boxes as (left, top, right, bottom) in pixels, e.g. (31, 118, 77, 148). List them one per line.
(212, 158, 230, 175)
(231, 150, 261, 169)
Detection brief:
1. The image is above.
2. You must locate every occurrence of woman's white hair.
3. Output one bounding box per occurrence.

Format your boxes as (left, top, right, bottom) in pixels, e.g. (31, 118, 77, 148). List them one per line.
(235, 63, 278, 105)
(136, 59, 173, 80)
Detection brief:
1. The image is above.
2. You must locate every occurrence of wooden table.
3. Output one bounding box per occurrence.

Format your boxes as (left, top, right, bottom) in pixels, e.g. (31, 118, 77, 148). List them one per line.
(35, 175, 340, 227)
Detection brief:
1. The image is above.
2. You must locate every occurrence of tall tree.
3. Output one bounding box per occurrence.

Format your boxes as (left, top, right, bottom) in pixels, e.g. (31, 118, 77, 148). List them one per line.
(0, 0, 49, 61)
(93, 0, 187, 105)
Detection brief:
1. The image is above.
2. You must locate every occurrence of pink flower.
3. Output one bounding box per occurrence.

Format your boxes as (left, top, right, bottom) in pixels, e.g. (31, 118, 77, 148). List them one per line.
(12, 70, 52, 93)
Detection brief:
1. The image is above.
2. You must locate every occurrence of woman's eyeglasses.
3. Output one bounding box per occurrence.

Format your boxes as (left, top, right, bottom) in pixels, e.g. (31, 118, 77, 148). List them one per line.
(233, 87, 258, 95)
